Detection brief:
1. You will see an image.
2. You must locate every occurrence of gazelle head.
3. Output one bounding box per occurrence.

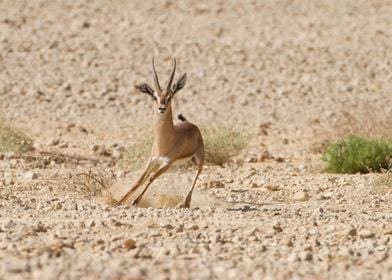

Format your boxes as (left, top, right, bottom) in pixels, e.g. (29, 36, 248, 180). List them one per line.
(135, 57, 187, 115)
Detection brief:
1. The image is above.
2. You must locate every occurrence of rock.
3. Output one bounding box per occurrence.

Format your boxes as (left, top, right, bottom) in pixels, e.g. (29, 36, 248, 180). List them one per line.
(275, 157, 285, 163)
(206, 180, 225, 189)
(359, 230, 375, 239)
(92, 145, 111, 157)
(187, 224, 199, 231)
(109, 219, 122, 227)
(123, 239, 136, 250)
(285, 237, 294, 247)
(23, 171, 39, 180)
(87, 220, 96, 227)
(111, 148, 123, 159)
(264, 185, 279, 191)
(272, 222, 283, 233)
(32, 221, 47, 233)
(244, 154, 258, 163)
(298, 251, 313, 261)
(347, 228, 357, 237)
(259, 245, 267, 252)
(318, 191, 334, 200)
(258, 150, 272, 162)
(293, 191, 310, 202)
(288, 252, 299, 263)
(49, 138, 60, 146)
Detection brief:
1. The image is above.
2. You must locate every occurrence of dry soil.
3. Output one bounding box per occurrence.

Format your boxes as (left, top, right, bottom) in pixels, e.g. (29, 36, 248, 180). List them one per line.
(1, 0, 392, 279)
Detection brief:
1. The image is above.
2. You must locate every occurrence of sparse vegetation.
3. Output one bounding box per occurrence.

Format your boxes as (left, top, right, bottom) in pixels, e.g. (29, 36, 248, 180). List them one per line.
(118, 135, 153, 170)
(323, 135, 392, 174)
(202, 124, 249, 166)
(119, 124, 249, 170)
(0, 118, 34, 153)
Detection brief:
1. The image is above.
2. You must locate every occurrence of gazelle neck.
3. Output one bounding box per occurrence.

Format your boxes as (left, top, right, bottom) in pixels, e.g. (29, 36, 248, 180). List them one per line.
(153, 104, 175, 154)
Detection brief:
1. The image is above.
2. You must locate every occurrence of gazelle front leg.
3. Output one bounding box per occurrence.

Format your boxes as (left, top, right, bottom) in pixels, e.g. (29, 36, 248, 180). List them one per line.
(117, 158, 158, 205)
(131, 160, 173, 206)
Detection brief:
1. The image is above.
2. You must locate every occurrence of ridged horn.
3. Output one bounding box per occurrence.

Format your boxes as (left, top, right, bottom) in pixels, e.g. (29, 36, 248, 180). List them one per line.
(152, 56, 161, 91)
(166, 58, 176, 91)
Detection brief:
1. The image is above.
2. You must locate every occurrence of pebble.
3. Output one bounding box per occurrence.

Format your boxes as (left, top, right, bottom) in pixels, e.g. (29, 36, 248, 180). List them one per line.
(293, 191, 310, 202)
(23, 171, 39, 180)
(206, 180, 225, 189)
(288, 252, 299, 263)
(123, 239, 136, 250)
(244, 154, 258, 163)
(87, 220, 96, 227)
(347, 227, 357, 237)
(186, 224, 199, 231)
(264, 185, 279, 191)
(0, 1, 390, 278)
(272, 222, 283, 233)
(298, 251, 313, 261)
(359, 230, 376, 239)
(32, 221, 47, 233)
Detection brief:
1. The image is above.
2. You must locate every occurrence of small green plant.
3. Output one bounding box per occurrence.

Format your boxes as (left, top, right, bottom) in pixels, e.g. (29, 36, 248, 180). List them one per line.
(322, 135, 392, 174)
(0, 118, 34, 153)
(202, 124, 249, 165)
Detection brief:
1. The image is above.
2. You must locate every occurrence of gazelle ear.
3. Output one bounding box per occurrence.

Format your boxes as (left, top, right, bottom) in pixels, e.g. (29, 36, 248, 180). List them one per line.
(172, 73, 187, 94)
(135, 83, 156, 100)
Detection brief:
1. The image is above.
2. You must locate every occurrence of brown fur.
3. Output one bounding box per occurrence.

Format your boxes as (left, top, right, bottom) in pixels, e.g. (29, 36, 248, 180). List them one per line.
(117, 58, 204, 208)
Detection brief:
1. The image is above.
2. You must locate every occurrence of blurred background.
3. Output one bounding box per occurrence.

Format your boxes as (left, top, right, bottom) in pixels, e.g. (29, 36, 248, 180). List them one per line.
(1, 0, 391, 159)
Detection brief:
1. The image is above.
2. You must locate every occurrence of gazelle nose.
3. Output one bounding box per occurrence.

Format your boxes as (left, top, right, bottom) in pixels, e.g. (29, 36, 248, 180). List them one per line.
(158, 107, 166, 113)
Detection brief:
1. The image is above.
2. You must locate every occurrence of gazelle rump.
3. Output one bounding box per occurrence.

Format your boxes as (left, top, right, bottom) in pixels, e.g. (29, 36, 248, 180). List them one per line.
(117, 57, 204, 208)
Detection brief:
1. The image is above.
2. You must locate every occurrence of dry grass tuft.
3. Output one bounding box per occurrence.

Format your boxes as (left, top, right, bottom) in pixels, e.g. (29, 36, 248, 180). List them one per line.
(118, 133, 152, 171)
(0, 118, 34, 153)
(102, 189, 121, 206)
(118, 123, 249, 170)
(334, 106, 392, 139)
(55, 168, 115, 198)
(202, 123, 249, 166)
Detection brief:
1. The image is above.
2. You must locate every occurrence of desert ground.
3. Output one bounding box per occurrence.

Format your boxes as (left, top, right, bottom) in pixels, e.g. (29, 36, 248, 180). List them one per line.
(1, 0, 392, 279)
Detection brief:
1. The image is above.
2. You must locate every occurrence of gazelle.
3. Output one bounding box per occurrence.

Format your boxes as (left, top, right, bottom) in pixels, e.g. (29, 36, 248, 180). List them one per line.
(117, 57, 204, 208)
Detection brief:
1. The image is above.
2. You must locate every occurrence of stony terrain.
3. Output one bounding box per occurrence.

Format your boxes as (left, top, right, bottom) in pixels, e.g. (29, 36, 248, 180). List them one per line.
(0, 0, 391, 279)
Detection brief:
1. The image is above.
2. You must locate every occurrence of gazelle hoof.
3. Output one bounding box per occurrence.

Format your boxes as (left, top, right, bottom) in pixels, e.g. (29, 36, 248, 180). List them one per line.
(131, 200, 138, 206)
(177, 202, 190, 209)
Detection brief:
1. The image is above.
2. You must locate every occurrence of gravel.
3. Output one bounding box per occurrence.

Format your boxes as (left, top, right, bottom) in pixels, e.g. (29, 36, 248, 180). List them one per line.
(1, 0, 392, 279)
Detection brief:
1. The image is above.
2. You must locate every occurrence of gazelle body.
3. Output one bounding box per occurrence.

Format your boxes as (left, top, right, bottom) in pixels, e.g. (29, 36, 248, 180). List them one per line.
(117, 57, 204, 208)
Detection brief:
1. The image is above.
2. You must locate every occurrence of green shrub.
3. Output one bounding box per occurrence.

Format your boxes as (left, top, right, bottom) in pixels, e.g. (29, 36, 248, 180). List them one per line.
(0, 118, 34, 153)
(322, 136, 392, 174)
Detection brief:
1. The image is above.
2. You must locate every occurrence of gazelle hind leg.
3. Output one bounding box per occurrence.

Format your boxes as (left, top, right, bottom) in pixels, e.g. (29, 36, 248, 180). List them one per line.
(132, 161, 173, 206)
(182, 145, 204, 208)
(117, 158, 157, 205)
(181, 167, 202, 208)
